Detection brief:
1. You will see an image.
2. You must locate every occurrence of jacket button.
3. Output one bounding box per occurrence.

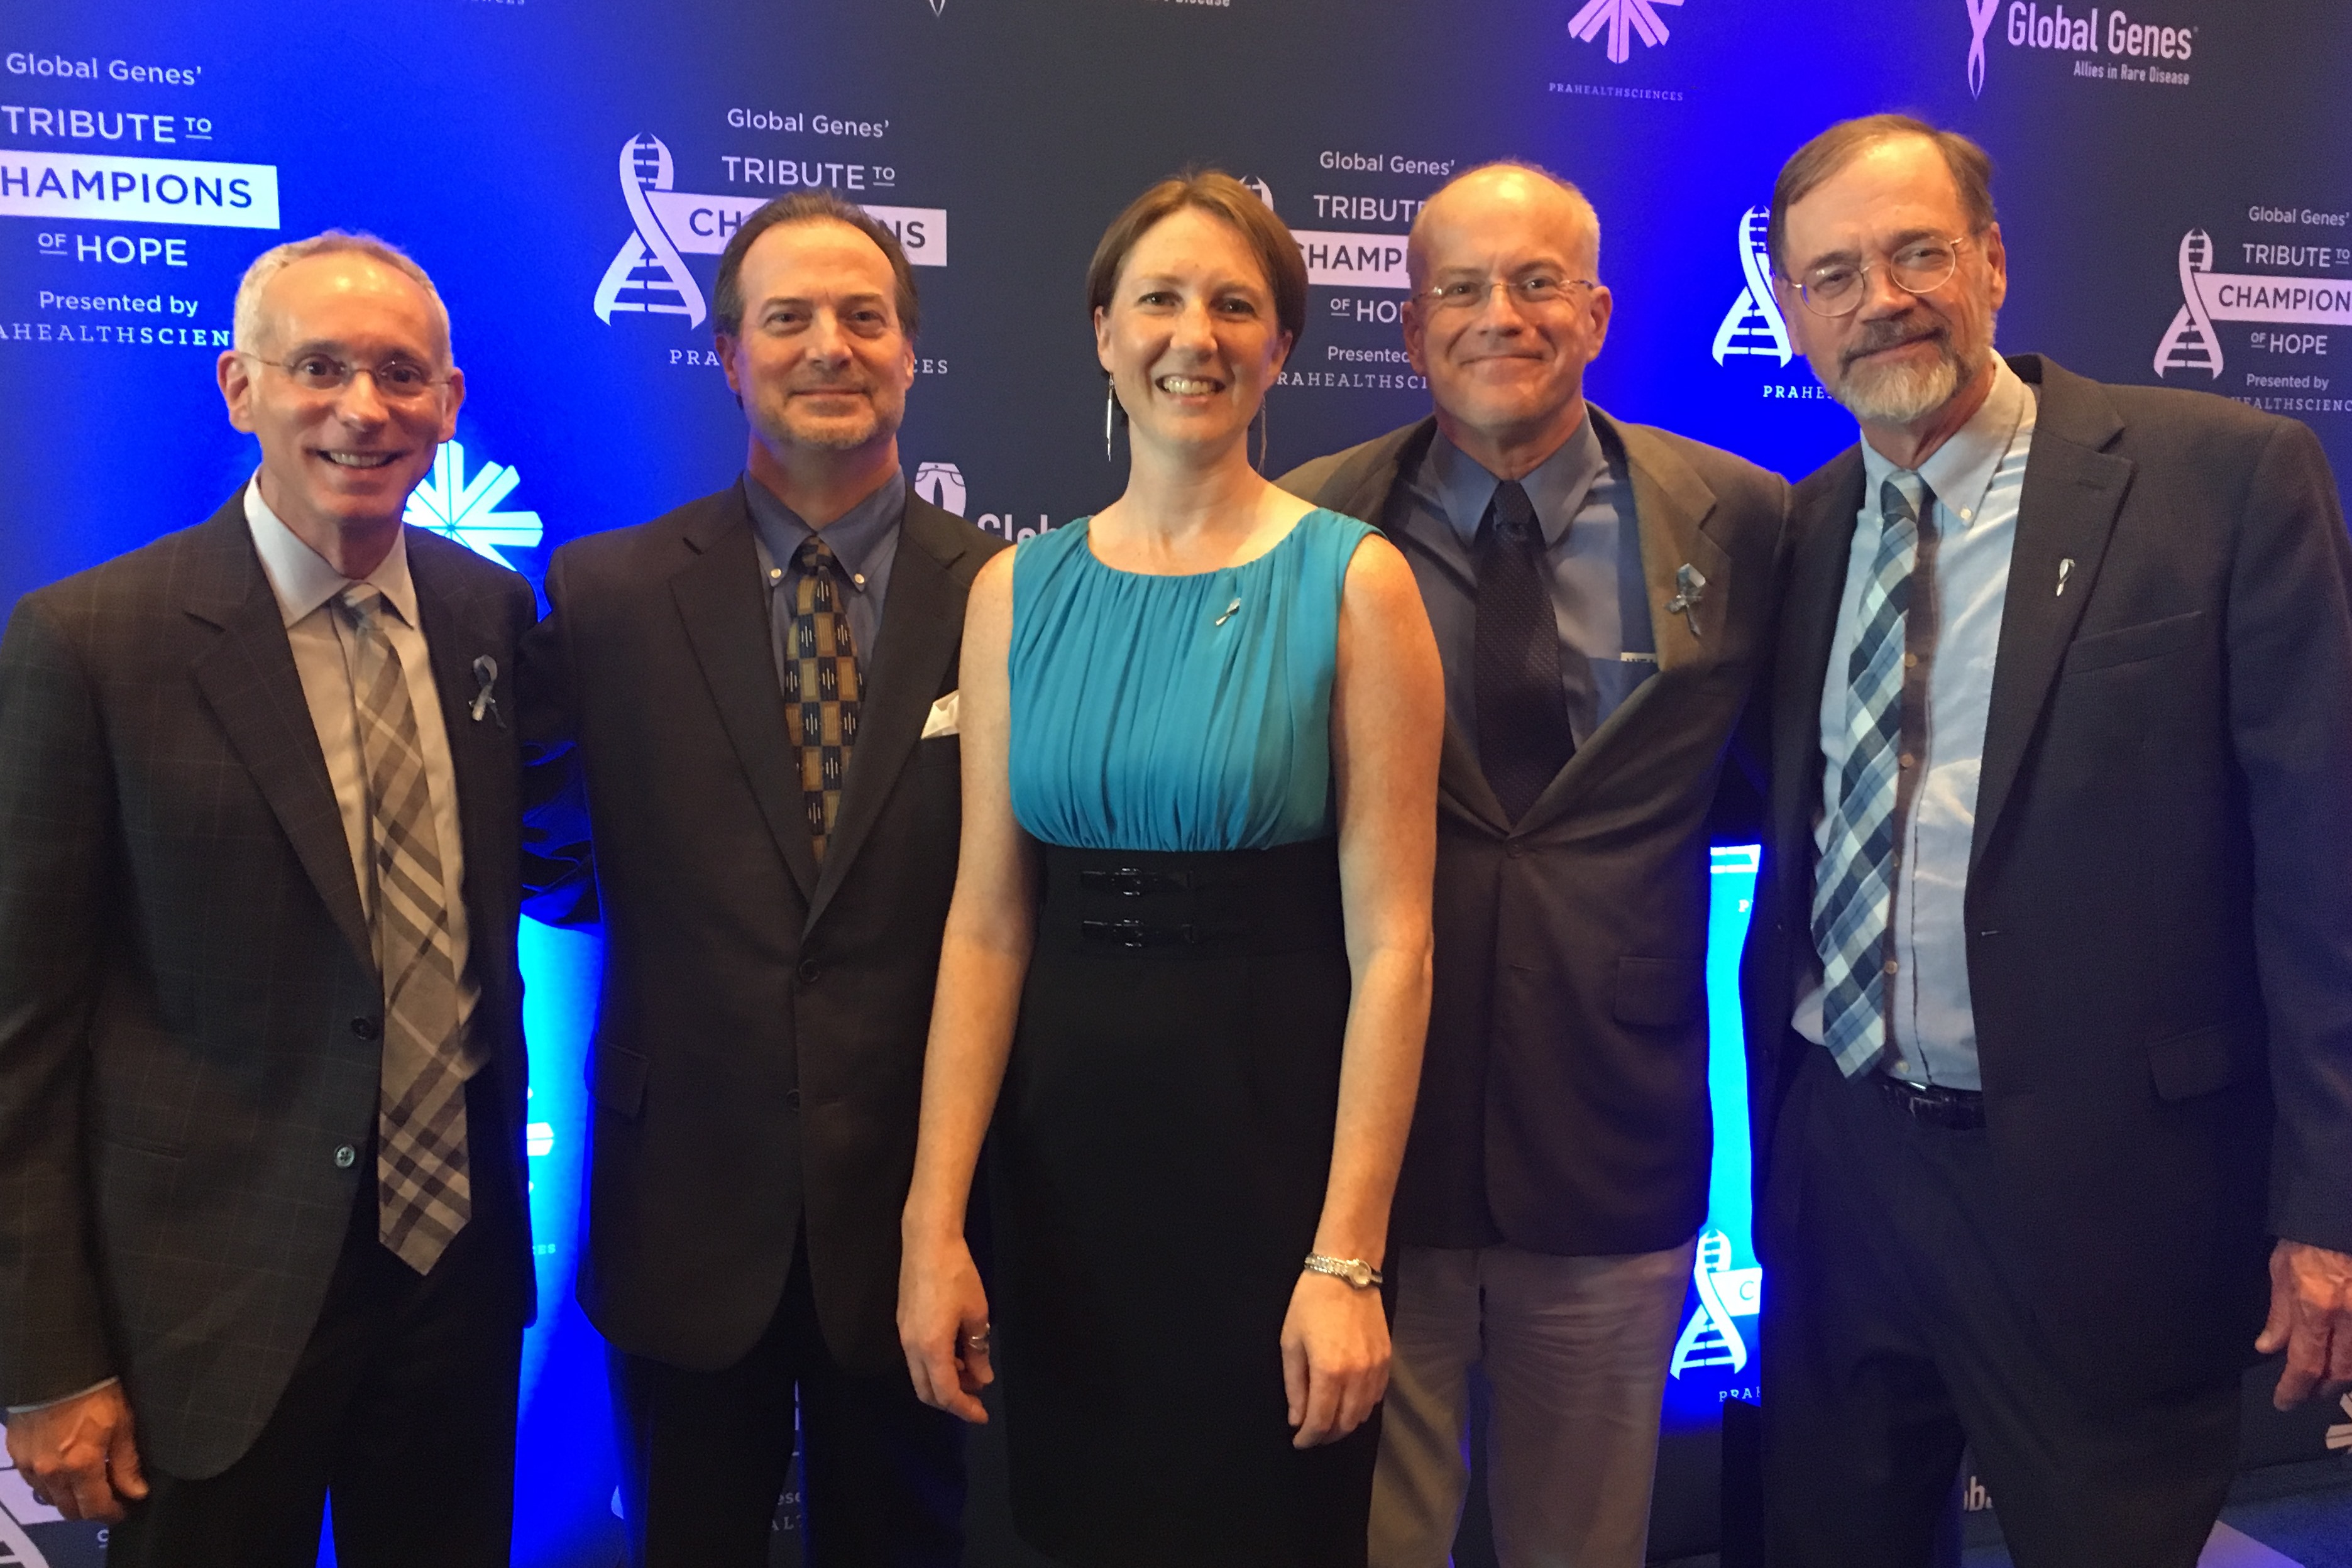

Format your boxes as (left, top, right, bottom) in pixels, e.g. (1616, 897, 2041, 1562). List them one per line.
(333, 1144, 358, 1170)
(798, 960, 820, 984)
(1505, 842, 1526, 859)
(787, 1090, 803, 1110)
(350, 1017, 380, 1041)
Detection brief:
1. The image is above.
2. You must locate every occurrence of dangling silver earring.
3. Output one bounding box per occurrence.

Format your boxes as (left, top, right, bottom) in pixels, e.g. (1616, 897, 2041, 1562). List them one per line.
(1104, 381, 1121, 463)
(1253, 400, 1269, 472)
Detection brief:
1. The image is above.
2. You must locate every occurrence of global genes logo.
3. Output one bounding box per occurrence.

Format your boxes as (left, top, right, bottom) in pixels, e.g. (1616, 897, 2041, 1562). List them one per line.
(1568, 0, 1685, 65)
(1967, 1, 2197, 97)
(593, 134, 946, 330)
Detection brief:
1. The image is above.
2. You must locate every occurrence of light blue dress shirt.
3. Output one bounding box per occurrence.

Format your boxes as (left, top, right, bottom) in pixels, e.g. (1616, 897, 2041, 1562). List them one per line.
(1388, 412, 1654, 752)
(1794, 358, 2038, 1090)
(743, 466, 905, 688)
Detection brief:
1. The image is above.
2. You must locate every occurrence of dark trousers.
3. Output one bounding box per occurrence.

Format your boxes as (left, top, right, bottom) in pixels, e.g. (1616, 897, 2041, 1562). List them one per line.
(1759, 1040, 2240, 1568)
(608, 1241, 965, 1568)
(107, 1070, 529, 1567)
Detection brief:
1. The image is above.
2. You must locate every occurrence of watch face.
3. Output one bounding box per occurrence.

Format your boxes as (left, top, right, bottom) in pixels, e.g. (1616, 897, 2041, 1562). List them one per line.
(1347, 1263, 1372, 1286)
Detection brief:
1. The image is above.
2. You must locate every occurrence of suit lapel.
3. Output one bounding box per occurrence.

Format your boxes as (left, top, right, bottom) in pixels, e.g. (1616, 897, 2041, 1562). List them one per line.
(1326, 420, 1507, 835)
(1777, 453, 1867, 857)
(1970, 361, 2131, 869)
(1617, 412, 1727, 676)
(1508, 410, 1728, 837)
(805, 498, 973, 929)
(670, 496, 822, 902)
(183, 502, 376, 974)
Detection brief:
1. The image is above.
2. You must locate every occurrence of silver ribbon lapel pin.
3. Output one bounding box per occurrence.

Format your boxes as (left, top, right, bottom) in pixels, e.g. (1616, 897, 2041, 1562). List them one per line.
(470, 655, 505, 727)
(1664, 563, 1708, 640)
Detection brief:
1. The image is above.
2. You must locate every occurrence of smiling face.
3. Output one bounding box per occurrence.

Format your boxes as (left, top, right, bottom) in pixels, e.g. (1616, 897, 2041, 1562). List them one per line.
(1094, 205, 1292, 460)
(1404, 167, 1611, 466)
(1776, 135, 2008, 431)
(217, 251, 463, 542)
(717, 217, 917, 461)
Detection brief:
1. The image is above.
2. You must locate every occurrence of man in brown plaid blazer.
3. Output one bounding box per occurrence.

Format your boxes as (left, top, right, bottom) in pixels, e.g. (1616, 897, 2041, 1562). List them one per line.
(0, 232, 537, 1565)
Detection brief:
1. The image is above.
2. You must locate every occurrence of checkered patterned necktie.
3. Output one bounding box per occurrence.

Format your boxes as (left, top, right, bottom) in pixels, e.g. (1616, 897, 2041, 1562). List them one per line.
(338, 585, 478, 1275)
(1813, 474, 1935, 1078)
(787, 537, 862, 860)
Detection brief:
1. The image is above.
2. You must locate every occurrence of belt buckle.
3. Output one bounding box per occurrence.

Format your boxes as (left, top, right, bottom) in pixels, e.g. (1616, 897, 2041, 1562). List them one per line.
(1080, 918, 1151, 948)
(1078, 865, 1186, 897)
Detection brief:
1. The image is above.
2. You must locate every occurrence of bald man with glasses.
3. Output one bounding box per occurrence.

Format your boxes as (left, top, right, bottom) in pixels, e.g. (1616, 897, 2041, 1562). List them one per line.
(1281, 162, 1788, 1568)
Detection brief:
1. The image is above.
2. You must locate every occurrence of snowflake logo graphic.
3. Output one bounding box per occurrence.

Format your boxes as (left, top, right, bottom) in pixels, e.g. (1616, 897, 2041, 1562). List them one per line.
(404, 441, 546, 569)
(1568, 0, 1685, 64)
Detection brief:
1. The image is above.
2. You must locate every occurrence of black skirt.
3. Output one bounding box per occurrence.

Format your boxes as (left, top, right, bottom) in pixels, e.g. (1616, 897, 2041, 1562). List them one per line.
(992, 838, 1378, 1568)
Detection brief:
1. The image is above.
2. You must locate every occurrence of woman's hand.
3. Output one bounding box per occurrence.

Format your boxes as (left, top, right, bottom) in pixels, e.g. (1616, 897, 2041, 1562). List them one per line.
(1279, 1269, 1390, 1447)
(898, 1234, 994, 1423)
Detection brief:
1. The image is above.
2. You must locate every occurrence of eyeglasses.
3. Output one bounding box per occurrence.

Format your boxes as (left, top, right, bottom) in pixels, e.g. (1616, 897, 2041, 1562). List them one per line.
(238, 351, 453, 401)
(1793, 235, 1977, 318)
(1417, 275, 1598, 314)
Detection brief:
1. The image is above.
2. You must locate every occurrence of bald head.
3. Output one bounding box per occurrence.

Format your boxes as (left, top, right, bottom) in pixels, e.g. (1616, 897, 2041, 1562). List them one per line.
(1409, 163, 1600, 289)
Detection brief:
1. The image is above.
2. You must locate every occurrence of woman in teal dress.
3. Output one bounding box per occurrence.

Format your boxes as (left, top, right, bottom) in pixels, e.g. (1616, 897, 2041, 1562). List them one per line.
(898, 172, 1443, 1565)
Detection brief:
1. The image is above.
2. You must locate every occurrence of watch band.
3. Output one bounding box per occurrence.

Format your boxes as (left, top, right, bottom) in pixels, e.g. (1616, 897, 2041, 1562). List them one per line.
(1302, 1253, 1384, 1289)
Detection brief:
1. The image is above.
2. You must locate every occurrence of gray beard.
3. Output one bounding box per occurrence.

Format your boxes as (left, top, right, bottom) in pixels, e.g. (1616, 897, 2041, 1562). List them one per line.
(1836, 339, 1962, 425)
(1830, 313, 1998, 427)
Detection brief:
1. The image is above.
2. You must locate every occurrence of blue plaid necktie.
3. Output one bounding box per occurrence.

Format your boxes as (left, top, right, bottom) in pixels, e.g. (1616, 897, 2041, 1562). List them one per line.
(1814, 473, 1933, 1078)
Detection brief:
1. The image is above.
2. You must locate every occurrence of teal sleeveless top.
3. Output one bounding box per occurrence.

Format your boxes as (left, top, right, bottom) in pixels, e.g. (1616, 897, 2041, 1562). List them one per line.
(1009, 508, 1375, 852)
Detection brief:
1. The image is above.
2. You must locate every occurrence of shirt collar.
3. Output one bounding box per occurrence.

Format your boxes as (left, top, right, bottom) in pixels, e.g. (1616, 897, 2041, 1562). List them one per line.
(1860, 355, 2033, 529)
(243, 474, 420, 630)
(1419, 408, 1607, 551)
(743, 466, 907, 591)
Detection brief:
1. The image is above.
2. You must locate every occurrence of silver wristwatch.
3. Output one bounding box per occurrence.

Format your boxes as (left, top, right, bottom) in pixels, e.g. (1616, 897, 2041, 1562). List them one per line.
(1302, 1253, 1383, 1289)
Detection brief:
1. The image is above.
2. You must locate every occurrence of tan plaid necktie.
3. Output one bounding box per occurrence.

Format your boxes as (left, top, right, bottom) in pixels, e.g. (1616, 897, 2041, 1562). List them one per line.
(787, 537, 862, 860)
(338, 585, 479, 1275)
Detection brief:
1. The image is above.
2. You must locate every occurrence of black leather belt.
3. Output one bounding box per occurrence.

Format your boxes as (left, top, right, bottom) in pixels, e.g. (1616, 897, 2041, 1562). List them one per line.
(1874, 1073, 1986, 1130)
(1079, 918, 1202, 949)
(1077, 867, 1191, 897)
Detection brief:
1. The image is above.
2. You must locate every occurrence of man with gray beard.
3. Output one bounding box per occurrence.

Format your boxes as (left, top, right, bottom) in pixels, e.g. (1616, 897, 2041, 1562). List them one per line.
(1742, 114, 2352, 1566)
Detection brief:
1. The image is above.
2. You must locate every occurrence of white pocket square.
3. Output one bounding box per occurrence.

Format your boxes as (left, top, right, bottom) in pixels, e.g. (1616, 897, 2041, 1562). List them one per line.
(921, 690, 961, 739)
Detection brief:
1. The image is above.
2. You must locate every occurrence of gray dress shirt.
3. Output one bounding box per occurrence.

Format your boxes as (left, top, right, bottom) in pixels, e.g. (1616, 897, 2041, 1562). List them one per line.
(1385, 411, 1653, 752)
(743, 467, 906, 692)
(1794, 359, 2039, 1089)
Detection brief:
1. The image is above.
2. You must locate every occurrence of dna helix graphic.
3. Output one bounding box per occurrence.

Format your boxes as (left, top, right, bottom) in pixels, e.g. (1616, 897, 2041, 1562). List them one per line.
(1669, 1229, 1762, 1379)
(1965, 0, 2001, 99)
(1713, 207, 1792, 367)
(593, 135, 708, 329)
(2153, 229, 2223, 379)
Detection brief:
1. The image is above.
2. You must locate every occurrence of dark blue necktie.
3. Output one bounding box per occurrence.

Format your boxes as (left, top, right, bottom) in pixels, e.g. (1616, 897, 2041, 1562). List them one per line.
(1473, 480, 1573, 821)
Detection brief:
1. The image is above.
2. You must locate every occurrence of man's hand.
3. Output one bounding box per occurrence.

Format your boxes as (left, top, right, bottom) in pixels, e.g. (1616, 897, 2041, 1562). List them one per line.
(1280, 1271, 1390, 1449)
(3, 1381, 145, 1524)
(2257, 1239, 2352, 1410)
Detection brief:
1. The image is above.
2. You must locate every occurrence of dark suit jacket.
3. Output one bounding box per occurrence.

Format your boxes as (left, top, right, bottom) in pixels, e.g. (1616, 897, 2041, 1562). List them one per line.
(522, 484, 1002, 1376)
(1742, 355, 2352, 1398)
(1282, 410, 1788, 1256)
(0, 496, 536, 1478)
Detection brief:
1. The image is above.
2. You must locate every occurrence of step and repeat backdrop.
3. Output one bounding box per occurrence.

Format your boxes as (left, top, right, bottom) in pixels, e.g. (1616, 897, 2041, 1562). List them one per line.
(3, 1, 2349, 1564)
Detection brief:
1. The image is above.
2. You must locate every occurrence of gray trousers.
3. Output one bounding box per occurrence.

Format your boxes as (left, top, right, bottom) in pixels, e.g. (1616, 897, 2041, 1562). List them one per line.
(1368, 1238, 1697, 1568)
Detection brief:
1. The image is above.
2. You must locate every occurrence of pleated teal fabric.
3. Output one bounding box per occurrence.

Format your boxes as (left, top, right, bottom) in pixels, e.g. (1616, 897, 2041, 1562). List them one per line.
(1009, 508, 1373, 852)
